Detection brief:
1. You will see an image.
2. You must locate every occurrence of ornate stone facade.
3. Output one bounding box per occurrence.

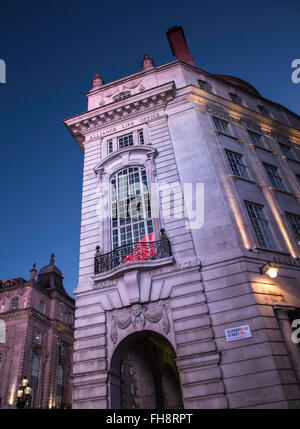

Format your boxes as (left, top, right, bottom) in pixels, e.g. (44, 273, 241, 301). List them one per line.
(65, 26, 300, 409)
(0, 258, 75, 409)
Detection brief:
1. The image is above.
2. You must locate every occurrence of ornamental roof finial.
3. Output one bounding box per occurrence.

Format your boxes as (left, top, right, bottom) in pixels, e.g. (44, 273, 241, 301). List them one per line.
(29, 263, 37, 280)
(141, 54, 154, 71)
(91, 72, 104, 89)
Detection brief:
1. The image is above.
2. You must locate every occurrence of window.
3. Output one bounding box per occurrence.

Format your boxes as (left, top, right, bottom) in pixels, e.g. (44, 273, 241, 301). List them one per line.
(118, 134, 134, 149)
(31, 354, 40, 407)
(39, 300, 45, 314)
(245, 201, 275, 249)
(56, 365, 64, 409)
(34, 330, 42, 345)
(263, 163, 285, 190)
(248, 130, 262, 147)
(110, 166, 154, 249)
(230, 93, 242, 105)
(296, 174, 300, 186)
(114, 91, 131, 102)
(58, 344, 65, 363)
(66, 313, 72, 325)
(198, 80, 211, 92)
(107, 140, 113, 154)
(213, 117, 230, 135)
(279, 143, 291, 157)
(11, 297, 19, 311)
(0, 353, 3, 370)
(258, 105, 269, 116)
(138, 130, 144, 145)
(286, 213, 300, 245)
(225, 149, 249, 179)
(130, 382, 135, 395)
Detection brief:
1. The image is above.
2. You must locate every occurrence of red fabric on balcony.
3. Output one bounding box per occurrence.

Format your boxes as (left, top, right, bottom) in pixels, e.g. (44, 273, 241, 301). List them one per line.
(123, 233, 155, 263)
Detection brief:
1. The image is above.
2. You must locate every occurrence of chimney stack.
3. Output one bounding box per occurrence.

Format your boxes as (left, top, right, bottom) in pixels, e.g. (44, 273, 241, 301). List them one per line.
(166, 26, 195, 66)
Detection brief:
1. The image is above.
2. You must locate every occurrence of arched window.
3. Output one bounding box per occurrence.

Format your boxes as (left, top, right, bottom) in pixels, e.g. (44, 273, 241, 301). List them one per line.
(11, 297, 19, 311)
(110, 166, 154, 249)
(113, 91, 131, 102)
(30, 354, 40, 407)
(56, 365, 64, 408)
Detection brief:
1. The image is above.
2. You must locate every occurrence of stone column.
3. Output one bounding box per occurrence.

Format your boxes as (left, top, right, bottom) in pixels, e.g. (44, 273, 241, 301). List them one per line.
(274, 305, 300, 385)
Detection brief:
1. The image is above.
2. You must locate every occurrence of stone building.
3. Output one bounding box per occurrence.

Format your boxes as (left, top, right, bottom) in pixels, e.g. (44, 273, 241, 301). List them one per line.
(65, 26, 300, 409)
(0, 255, 75, 408)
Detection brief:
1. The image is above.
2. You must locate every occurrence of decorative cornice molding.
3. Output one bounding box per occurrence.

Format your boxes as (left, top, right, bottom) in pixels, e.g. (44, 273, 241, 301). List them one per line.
(65, 83, 175, 147)
(187, 85, 300, 145)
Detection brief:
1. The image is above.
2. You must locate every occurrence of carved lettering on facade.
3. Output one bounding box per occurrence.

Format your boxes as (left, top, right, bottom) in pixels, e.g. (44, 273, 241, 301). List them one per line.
(88, 113, 161, 141)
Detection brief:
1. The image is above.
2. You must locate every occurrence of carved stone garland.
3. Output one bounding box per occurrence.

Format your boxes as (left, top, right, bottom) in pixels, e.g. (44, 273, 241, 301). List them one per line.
(109, 301, 170, 344)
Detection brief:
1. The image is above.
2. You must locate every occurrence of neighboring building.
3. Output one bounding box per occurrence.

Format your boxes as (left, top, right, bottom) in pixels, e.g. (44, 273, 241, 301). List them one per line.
(65, 26, 300, 409)
(0, 255, 75, 408)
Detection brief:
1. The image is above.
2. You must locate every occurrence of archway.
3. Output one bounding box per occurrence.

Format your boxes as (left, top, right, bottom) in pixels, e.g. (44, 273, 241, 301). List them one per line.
(109, 331, 183, 409)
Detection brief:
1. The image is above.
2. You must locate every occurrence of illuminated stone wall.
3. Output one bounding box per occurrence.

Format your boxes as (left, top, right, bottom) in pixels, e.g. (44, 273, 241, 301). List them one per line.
(65, 28, 300, 409)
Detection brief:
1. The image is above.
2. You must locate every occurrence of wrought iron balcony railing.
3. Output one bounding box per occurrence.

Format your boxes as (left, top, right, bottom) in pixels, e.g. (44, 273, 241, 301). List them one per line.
(94, 229, 172, 275)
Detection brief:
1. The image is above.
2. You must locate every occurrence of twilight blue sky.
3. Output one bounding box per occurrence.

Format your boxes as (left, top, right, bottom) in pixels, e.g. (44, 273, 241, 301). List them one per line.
(0, 0, 299, 298)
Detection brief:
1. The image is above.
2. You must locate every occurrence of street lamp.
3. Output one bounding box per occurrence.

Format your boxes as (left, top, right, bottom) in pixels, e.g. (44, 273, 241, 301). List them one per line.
(16, 376, 32, 408)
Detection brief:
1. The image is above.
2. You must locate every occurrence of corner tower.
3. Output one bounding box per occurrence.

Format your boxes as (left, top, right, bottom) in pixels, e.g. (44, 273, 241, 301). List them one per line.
(65, 27, 300, 409)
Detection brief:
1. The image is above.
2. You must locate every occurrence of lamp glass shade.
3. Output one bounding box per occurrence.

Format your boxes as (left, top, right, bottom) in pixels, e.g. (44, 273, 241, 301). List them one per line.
(21, 377, 29, 387)
(24, 386, 32, 395)
(266, 266, 278, 278)
(17, 389, 24, 398)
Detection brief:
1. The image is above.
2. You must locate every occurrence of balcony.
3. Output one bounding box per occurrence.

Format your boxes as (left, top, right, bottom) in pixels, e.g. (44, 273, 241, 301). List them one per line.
(94, 229, 172, 275)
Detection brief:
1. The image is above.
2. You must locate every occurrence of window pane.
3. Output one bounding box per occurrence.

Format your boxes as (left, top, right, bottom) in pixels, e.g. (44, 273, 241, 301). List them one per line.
(138, 130, 144, 145)
(230, 93, 241, 105)
(111, 167, 154, 249)
(31, 354, 40, 407)
(198, 80, 211, 92)
(213, 117, 229, 134)
(56, 365, 64, 408)
(34, 330, 41, 344)
(11, 297, 19, 310)
(225, 149, 249, 178)
(118, 134, 133, 149)
(248, 131, 262, 147)
(245, 202, 275, 249)
(114, 91, 131, 101)
(263, 163, 285, 190)
(108, 140, 113, 154)
(286, 213, 300, 244)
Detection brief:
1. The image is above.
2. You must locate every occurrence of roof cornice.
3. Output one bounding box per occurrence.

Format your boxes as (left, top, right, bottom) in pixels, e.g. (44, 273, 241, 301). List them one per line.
(64, 82, 175, 150)
(183, 85, 300, 145)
